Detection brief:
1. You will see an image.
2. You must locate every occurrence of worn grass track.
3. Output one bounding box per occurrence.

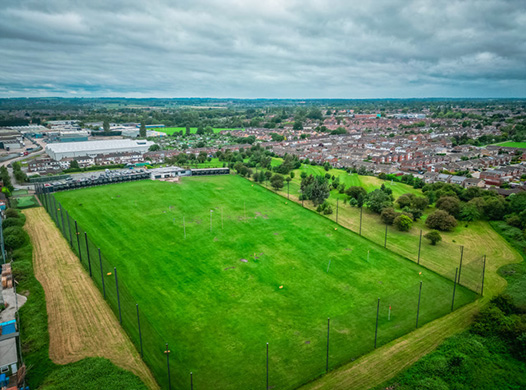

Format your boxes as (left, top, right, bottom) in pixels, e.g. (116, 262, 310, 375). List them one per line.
(23, 207, 158, 390)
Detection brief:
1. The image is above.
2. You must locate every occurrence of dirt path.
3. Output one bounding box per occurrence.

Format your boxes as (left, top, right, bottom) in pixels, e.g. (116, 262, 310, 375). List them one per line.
(24, 207, 158, 390)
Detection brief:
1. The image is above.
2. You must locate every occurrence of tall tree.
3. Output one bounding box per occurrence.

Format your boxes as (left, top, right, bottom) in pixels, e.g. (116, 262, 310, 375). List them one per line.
(139, 122, 146, 138)
(103, 120, 110, 133)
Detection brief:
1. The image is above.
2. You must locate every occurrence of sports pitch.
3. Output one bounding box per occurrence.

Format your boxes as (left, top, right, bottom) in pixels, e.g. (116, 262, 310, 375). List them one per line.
(54, 176, 477, 389)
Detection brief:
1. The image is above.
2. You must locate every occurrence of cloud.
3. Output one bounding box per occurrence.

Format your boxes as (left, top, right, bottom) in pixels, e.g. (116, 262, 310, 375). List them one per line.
(0, 0, 525, 98)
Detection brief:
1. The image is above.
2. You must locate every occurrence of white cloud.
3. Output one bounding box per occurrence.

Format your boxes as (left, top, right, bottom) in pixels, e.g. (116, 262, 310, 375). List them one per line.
(0, 0, 524, 97)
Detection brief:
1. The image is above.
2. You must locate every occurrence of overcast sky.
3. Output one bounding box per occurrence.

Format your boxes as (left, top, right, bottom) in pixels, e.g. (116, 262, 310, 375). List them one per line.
(0, 0, 525, 98)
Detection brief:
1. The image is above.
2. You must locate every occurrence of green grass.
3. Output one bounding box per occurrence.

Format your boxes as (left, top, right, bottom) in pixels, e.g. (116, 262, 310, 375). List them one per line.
(54, 176, 477, 390)
(40, 358, 149, 390)
(13, 195, 39, 209)
(11, 209, 148, 390)
(156, 127, 242, 135)
(492, 141, 526, 149)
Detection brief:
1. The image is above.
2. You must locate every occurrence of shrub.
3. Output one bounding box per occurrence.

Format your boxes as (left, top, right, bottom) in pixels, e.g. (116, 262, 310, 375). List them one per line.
(394, 214, 413, 231)
(424, 230, 442, 245)
(380, 207, 398, 225)
(436, 196, 461, 218)
(4, 226, 28, 251)
(5, 208, 20, 219)
(2, 218, 24, 229)
(426, 210, 457, 231)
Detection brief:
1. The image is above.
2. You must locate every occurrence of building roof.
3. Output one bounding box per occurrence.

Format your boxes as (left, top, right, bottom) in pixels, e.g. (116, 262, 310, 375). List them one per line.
(46, 139, 153, 154)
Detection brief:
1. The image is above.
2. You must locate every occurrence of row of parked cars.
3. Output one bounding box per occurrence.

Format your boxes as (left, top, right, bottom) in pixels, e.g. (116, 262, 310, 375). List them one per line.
(43, 169, 150, 192)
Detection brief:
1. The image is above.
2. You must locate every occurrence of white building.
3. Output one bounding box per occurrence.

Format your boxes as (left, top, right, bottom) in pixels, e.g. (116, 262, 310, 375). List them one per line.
(45, 139, 154, 160)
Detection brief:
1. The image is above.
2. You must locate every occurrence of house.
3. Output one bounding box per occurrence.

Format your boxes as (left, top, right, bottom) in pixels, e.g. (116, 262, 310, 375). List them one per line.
(463, 178, 484, 188)
(449, 176, 467, 186)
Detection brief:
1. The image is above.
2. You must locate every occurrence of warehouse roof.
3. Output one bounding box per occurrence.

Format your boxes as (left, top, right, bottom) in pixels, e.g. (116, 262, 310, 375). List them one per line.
(46, 139, 153, 153)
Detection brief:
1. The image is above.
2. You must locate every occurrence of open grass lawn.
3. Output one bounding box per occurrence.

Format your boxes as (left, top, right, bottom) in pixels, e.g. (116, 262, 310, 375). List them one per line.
(157, 127, 242, 135)
(54, 176, 476, 390)
(275, 170, 519, 294)
(492, 141, 526, 149)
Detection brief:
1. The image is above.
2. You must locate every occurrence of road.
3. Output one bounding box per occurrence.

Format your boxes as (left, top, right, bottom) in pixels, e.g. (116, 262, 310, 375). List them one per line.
(1, 137, 47, 190)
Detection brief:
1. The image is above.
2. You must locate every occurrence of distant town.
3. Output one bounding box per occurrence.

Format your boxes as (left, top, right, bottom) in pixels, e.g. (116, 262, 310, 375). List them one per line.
(0, 98, 524, 196)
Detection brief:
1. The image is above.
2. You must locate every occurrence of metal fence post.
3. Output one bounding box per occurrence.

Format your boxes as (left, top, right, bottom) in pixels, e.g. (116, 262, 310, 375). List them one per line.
(374, 298, 380, 348)
(85, 232, 92, 277)
(75, 221, 82, 262)
(59, 203, 65, 236)
(115, 267, 122, 324)
(481, 255, 486, 296)
(416, 281, 423, 328)
(384, 224, 388, 248)
(99, 249, 105, 299)
(359, 206, 363, 235)
(451, 268, 458, 311)
(458, 246, 464, 284)
(417, 229, 422, 264)
(66, 210, 73, 246)
(336, 198, 339, 224)
(191, 372, 193, 390)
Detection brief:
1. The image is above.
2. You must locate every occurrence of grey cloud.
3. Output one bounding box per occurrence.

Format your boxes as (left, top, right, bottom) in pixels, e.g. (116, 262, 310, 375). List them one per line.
(0, 0, 525, 98)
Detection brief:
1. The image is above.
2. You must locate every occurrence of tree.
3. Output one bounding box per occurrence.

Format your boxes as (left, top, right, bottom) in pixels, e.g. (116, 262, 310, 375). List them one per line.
(396, 194, 414, 209)
(148, 144, 160, 151)
(365, 189, 393, 214)
(394, 214, 413, 231)
(139, 122, 146, 138)
(293, 121, 303, 130)
(436, 196, 461, 218)
(381, 208, 398, 225)
(425, 210, 457, 231)
(459, 202, 480, 222)
(483, 197, 507, 220)
(424, 230, 442, 245)
(197, 151, 207, 163)
(70, 160, 80, 169)
(345, 186, 367, 201)
(270, 174, 285, 191)
(412, 197, 429, 211)
(509, 193, 526, 214)
(103, 120, 110, 133)
(185, 125, 191, 137)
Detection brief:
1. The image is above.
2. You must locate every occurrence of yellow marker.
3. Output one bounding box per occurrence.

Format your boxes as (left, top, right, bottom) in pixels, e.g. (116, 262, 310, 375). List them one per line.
(419, 272, 422, 275)
(107, 272, 112, 276)
(279, 285, 283, 289)
(335, 228, 337, 230)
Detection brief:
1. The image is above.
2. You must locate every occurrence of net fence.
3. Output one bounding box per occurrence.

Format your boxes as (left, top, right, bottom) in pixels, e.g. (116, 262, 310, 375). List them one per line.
(37, 186, 483, 390)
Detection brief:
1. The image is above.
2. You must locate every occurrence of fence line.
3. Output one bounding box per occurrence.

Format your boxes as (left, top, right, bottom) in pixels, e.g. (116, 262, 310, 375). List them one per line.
(35, 183, 482, 390)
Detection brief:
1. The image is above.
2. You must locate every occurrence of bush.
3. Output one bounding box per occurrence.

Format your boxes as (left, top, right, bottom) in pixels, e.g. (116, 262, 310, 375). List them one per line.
(394, 214, 413, 231)
(5, 233, 27, 251)
(424, 230, 442, 245)
(426, 210, 457, 231)
(5, 208, 20, 219)
(436, 196, 461, 218)
(4, 226, 28, 251)
(380, 207, 398, 225)
(2, 218, 24, 229)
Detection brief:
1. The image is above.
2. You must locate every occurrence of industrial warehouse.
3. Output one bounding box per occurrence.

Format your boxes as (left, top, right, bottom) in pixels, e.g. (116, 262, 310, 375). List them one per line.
(45, 139, 154, 160)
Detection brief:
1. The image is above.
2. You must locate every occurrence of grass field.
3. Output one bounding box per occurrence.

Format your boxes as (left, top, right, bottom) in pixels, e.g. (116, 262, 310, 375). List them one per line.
(492, 141, 526, 148)
(13, 195, 39, 209)
(156, 127, 242, 135)
(54, 176, 476, 389)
